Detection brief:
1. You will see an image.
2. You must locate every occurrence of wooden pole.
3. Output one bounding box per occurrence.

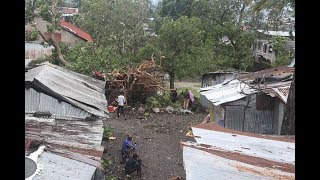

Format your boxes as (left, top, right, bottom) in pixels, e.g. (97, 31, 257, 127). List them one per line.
(210, 102, 214, 123)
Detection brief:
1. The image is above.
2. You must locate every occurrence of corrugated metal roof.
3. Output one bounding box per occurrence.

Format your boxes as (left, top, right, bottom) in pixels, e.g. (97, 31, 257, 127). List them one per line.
(59, 20, 93, 42)
(182, 146, 294, 180)
(257, 30, 295, 37)
(200, 66, 294, 105)
(199, 79, 257, 106)
(33, 151, 97, 180)
(181, 123, 295, 180)
(25, 63, 108, 118)
(25, 115, 104, 159)
(237, 66, 294, 82)
(25, 43, 54, 60)
(25, 88, 91, 119)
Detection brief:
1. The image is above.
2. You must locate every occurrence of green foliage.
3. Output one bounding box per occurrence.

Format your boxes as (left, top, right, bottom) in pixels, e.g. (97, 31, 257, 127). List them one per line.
(160, 0, 193, 20)
(103, 125, 113, 137)
(145, 96, 161, 108)
(25, 31, 38, 42)
(101, 159, 112, 169)
(271, 36, 294, 66)
(145, 92, 172, 108)
(61, 42, 133, 75)
(76, 0, 150, 54)
(144, 112, 151, 117)
(159, 16, 206, 79)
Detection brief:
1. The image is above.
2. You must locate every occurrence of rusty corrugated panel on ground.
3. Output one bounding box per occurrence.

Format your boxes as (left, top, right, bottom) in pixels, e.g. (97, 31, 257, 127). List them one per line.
(181, 123, 295, 180)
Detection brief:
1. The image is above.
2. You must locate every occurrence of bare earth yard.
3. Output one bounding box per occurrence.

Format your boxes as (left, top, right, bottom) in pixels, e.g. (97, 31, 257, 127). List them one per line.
(102, 109, 207, 180)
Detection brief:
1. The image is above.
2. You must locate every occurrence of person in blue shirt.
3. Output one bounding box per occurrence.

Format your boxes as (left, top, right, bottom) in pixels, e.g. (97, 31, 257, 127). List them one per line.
(121, 135, 136, 163)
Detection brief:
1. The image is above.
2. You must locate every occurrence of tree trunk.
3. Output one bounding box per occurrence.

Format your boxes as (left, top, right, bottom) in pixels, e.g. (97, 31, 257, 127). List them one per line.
(38, 31, 70, 66)
(281, 71, 295, 135)
(169, 72, 175, 89)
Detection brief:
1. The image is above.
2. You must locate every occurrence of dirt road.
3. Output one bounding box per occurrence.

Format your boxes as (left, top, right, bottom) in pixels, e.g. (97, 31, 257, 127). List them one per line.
(102, 109, 206, 180)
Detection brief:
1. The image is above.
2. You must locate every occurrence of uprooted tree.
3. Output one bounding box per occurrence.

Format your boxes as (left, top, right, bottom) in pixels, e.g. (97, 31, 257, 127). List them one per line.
(105, 59, 166, 104)
(25, 0, 71, 66)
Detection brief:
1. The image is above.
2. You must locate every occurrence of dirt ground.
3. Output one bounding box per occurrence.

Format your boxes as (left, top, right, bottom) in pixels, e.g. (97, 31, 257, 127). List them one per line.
(102, 108, 207, 180)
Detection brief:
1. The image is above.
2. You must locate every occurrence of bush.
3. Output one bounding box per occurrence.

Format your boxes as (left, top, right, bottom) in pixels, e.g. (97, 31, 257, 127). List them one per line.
(145, 92, 173, 108)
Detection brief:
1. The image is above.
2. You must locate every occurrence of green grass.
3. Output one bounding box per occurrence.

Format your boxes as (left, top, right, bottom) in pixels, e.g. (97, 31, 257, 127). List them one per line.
(162, 81, 202, 100)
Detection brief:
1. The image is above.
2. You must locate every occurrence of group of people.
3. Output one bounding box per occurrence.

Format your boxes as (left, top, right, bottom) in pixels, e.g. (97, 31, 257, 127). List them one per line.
(121, 135, 143, 179)
(171, 88, 195, 109)
(112, 92, 142, 179)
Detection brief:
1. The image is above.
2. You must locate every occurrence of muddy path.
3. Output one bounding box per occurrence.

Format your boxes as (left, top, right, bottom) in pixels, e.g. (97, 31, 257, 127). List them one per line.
(102, 109, 206, 180)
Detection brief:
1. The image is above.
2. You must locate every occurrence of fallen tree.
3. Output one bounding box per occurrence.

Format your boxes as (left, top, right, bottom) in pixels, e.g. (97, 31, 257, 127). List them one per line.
(105, 59, 166, 104)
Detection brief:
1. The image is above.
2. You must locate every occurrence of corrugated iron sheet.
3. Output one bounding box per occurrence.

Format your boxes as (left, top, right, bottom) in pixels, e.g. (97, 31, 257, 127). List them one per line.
(181, 124, 295, 180)
(25, 115, 104, 158)
(245, 107, 274, 134)
(182, 145, 294, 180)
(199, 80, 257, 106)
(25, 88, 91, 119)
(225, 106, 244, 131)
(191, 126, 295, 164)
(224, 94, 276, 134)
(33, 151, 97, 180)
(238, 66, 294, 82)
(25, 43, 54, 60)
(25, 63, 108, 118)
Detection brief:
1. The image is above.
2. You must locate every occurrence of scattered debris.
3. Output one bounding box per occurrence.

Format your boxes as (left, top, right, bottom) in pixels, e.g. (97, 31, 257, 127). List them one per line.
(186, 131, 193, 137)
(108, 137, 116, 140)
(105, 60, 166, 103)
(165, 106, 174, 113)
(138, 107, 145, 114)
(152, 108, 160, 113)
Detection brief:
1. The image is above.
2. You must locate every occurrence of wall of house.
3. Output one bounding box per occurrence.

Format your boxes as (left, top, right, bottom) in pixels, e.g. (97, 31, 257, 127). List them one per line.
(224, 94, 276, 134)
(253, 40, 275, 63)
(273, 98, 285, 135)
(25, 43, 54, 60)
(25, 88, 91, 120)
(61, 30, 86, 44)
(25, 18, 85, 44)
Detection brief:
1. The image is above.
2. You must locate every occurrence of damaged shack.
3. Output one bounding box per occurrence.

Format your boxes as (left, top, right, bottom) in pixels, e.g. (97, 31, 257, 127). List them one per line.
(200, 65, 294, 135)
(25, 62, 108, 180)
(181, 123, 295, 180)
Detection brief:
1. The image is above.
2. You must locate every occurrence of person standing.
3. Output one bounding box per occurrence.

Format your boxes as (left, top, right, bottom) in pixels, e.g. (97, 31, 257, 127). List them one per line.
(117, 91, 127, 119)
(183, 89, 190, 109)
(171, 88, 178, 103)
(188, 90, 195, 108)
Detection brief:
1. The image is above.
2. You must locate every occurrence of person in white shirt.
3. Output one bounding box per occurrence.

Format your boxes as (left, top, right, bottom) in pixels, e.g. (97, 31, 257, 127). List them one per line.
(117, 92, 127, 119)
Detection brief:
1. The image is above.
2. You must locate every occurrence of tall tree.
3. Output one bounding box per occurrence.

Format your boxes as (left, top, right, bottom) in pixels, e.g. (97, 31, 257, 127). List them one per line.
(191, 0, 256, 70)
(77, 0, 151, 56)
(159, 0, 193, 20)
(25, 0, 70, 66)
(159, 16, 205, 88)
